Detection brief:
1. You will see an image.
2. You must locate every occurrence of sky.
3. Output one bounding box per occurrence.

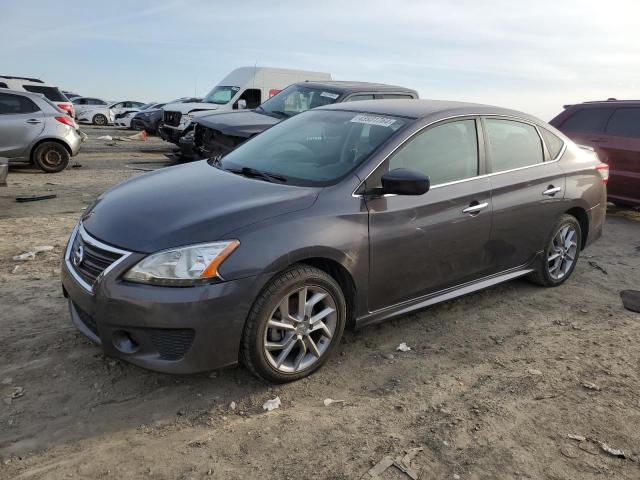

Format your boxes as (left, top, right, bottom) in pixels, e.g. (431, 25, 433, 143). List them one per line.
(1, 0, 639, 120)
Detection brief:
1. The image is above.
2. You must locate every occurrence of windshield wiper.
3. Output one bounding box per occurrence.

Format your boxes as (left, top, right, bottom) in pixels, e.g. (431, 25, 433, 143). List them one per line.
(226, 166, 287, 183)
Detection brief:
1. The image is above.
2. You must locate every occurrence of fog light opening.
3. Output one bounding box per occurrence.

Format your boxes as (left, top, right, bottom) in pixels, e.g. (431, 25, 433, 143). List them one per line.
(112, 330, 139, 354)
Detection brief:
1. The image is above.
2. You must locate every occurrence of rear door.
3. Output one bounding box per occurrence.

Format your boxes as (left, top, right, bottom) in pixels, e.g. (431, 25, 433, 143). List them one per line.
(0, 92, 45, 159)
(483, 117, 566, 272)
(601, 107, 640, 204)
(365, 117, 493, 310)
(556, 107, 613, 149)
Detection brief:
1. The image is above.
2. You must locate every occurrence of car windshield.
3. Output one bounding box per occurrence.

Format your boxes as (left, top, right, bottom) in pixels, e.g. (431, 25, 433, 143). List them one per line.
(202, 86, 240, 105)
(259, 85, 341, 117)
(220, 109, 409, 186)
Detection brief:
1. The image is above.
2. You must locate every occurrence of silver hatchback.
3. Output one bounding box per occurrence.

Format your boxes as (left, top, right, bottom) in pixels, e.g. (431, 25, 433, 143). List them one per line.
(0, 89, 85, 173)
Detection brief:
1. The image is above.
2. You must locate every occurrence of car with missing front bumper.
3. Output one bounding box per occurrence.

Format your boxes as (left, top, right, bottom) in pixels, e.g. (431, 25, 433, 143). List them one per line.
(179, 80, 418, 160)
(62, 100, 607, 383)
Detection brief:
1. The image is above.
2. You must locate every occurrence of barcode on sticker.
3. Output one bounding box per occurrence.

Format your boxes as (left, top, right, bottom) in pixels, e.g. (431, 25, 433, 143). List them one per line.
(350, 114, 396, 127)
(320, 91, 339, 99)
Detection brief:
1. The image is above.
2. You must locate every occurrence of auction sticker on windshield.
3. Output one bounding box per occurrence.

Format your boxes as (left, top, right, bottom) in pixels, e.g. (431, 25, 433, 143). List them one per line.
(350, 113, 396, 127)
(320, 91, 339, 99)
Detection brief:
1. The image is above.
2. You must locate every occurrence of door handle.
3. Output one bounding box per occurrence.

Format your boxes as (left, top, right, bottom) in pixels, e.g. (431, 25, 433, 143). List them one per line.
(26, 119, 42, 124)
(542, 186, 562, 196)
(462, 202, 489, 214)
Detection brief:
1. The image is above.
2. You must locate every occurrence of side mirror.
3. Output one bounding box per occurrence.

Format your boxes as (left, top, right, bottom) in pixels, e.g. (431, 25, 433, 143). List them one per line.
(237, 99, 247, 110)
(381, 168, 430, 195)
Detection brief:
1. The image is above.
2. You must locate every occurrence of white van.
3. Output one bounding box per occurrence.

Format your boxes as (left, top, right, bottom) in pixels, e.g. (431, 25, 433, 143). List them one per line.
(159, 67, 331, 143)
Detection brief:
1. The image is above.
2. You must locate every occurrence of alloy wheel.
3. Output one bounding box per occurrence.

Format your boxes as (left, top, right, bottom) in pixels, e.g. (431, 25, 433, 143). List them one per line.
(547, 225, 578, 281)
(263, 286, 337, 373)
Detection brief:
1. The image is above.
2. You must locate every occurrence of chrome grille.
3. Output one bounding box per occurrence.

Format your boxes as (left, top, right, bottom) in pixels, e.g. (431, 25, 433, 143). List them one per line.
(66, 225, 131, 292)
(163, 110, 181, 126)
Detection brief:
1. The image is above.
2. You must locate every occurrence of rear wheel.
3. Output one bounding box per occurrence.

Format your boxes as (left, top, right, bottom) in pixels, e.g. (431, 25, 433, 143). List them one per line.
(33, 142, 70, 173)
(93, 114, 108, 126)
(528, 214, 581, 287)
(241, 265, 346, 383)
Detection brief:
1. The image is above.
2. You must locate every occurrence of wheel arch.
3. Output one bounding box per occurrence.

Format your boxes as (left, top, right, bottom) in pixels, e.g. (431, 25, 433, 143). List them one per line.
(261, 248, 359, 329)
(29, 137, 72, 162)
(564, 206, 589, 250)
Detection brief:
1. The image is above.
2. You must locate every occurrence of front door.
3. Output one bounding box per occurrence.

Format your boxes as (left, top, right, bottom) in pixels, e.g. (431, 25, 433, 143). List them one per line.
(365, 118, 493, 311)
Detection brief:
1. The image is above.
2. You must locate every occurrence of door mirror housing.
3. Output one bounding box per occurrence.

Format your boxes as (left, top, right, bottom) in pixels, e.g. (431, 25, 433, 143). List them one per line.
(236, 99, 247, 110)
(380, 168, 430, 195)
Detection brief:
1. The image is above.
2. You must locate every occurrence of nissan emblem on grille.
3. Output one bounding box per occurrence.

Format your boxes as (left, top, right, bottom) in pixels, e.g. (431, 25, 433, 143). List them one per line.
(73, 242, 84, 268)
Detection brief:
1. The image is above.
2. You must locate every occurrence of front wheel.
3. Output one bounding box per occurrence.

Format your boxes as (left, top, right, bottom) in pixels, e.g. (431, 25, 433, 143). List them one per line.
(241, 265, 346, 383)
(528, 214, 581, 287)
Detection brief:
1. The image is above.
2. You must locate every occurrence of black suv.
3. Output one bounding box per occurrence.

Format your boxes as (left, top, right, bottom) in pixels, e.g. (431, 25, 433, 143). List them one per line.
(178, 81, 418, 160)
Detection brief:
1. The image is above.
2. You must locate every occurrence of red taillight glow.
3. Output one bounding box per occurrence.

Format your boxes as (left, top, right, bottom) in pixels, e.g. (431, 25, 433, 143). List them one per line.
(55, 115, 75, 127)
(595, 163, 609, 185)
(58, 103, 75, 117)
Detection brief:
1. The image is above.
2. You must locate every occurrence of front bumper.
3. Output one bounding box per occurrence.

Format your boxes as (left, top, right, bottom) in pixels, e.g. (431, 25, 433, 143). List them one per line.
(131, 118, 155, 132)
(61, 226, 262, 374)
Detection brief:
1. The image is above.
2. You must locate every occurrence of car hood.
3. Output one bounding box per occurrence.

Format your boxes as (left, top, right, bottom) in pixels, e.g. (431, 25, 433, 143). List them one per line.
(82, 161, 319, 253)
(163, 102, 220, 114)
(196, 110, 280, 138)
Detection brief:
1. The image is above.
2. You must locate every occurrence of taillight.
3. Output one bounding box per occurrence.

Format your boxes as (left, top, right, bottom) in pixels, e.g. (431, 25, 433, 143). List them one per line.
(55, 115, 75, 127)
(595, 163, 609, 185)
(58, 103, 74, 117)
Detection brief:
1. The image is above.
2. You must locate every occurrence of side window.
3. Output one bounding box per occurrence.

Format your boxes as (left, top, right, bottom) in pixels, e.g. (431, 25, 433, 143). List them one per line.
(384, 119, 479, 186)
(539, 127, 564, 159)
(95, 99, 108, 105)
(111, 102, 124, 109)
(345, 94, 375, 102)
(0, 93, 39, 115)
(485, 119, 544, 172)
(0, 82, 7, 88)
(560, 108, 613, 134)
(380, 94, 414, 99)
(605, 108, 640, 138)
(236, 89, 261, 109)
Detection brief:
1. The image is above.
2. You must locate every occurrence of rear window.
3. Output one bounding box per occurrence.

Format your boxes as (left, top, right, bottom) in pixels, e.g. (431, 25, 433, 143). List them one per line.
(486, 119, 544, 172)
(560, 108, 613, 134)
(0, 82, 7, 89)
(0, 92, 40, 114)
(22, 85, 67, 102)
(605, 108, 640, 138)
(539, 128, 564, 159)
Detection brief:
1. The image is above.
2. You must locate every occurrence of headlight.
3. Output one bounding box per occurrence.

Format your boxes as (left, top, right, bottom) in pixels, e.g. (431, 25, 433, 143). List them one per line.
(123, 240, 240, 286)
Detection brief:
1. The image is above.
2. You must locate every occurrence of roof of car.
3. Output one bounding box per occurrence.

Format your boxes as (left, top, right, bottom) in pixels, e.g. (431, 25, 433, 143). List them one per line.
(317, 99, 543, 122)
(0, 75, 45, 83)
(566, 99, 640, 108)
(298, 80, 417, 94)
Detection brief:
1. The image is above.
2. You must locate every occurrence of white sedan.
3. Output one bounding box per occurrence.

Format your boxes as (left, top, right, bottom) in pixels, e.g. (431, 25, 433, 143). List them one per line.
(76, 100, 146, 126)
(113, 103, 161, 128)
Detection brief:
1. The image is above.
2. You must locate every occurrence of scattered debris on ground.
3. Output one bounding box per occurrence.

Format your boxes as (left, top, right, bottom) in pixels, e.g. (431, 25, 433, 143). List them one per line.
(396, 342, 411, 352)
(620, 290, 640, 313)
(15, 194, 57, 203)
(367, 447, 423, 480)
(262, 396, 281, 411)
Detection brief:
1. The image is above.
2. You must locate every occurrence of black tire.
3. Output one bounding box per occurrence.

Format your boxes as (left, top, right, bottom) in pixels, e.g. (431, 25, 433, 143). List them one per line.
(241, 265, 346, 383)
(32, 142, 70, 173)
(93, 114, 108, 126)
(528, 214, 582, 287)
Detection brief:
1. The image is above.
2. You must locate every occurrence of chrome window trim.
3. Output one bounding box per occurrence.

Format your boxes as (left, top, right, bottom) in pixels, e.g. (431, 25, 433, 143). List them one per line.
(352, 113, 566, 198)
(65, 223, 132, 294)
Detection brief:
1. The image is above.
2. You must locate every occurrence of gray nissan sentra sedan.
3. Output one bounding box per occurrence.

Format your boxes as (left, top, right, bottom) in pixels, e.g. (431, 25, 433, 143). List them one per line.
(61, 100, 608, 382)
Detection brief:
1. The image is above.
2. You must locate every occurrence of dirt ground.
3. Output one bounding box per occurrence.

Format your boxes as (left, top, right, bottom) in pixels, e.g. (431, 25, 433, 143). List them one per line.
(1, 125, 639, 480)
